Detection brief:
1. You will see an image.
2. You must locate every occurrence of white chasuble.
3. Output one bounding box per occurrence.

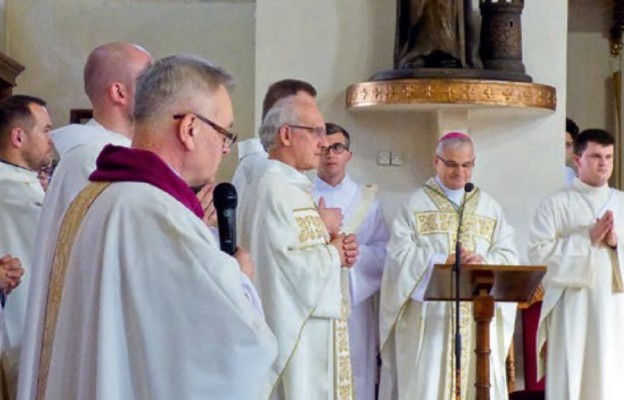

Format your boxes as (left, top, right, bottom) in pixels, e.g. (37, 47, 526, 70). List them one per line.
(51, 119, 128, 158)
(18, 123, 129, 400)
(239, 160, 353, 400)
(0, 162, 44, 399)
(379, 178, 518, 400)
(36, 181, 276, 400)
(313, 176, 389, 400)
(528, 178, 624, 400)
(231, 137, 268, 209)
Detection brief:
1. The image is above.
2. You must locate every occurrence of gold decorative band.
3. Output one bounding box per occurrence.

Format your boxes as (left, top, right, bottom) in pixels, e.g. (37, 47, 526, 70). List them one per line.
(36, 181, 111, 400)
(346, 79, 556, 110)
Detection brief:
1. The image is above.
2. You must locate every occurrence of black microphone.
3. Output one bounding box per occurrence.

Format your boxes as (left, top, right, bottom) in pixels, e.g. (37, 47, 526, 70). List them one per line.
(464, 182, 474, 194)
(213, 183, 238, 256)
(453, 181, 474, 399)
(455, 182, 475, 269)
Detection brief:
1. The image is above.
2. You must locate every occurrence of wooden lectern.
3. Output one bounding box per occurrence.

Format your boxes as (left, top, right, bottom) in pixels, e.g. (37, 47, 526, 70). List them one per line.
(425, 264, 546, 400)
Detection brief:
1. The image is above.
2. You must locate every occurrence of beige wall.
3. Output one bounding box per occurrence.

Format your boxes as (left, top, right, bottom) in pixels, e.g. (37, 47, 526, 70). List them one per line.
(5, 0, 255, 181)
(256, 0, 437, 223)
(256, 0, 567, 260)
(567, 32, 615, 134)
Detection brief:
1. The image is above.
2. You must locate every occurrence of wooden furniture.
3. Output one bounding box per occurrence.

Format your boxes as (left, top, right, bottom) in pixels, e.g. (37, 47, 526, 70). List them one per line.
(69, 109, 93, 124)
(0, 52, 24, 99)
(425, 264, 546, 400)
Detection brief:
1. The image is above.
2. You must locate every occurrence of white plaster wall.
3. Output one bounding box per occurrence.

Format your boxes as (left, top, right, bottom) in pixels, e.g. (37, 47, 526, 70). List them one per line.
(256, 0, 435, 223)
(256, 0, 567, 261)
(5, 0, 255, 181)
(471, 0, 568, 261)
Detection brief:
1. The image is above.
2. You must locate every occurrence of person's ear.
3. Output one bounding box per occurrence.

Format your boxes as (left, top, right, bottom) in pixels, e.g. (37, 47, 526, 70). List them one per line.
(573, 154, 581, 170)
(277, 125, 292, 147)
(176, 114, 196, 151)
(10, 127, 24, 148)
(108, 82, 127, 105)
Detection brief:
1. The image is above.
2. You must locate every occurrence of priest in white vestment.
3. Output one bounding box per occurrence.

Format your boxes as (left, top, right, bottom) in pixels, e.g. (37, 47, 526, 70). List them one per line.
(231, 137, 267, 202)
(0, 95, 52, 399)
(312, 122, 389, 400)
(528, 129, 624, 400)
(239, 97, 359, 400)
(565, 117, 579, 186)
(17, 43, 155, 400)
(379, 132, 518, 400)
(232, 79, 317, 203)
(32, 55, 276, 400)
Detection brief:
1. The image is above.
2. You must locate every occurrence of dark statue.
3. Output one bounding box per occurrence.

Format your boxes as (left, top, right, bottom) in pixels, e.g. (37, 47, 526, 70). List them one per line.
(371, 0, 531, 82)
(395, 0, 467, 69)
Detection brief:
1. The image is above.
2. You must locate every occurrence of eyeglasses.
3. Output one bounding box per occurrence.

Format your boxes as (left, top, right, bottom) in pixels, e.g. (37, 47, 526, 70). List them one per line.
(173, 113, 238, 147)
(287, 124, 327, 138)
(436, 155, 475, 169)
(321, 143, 350, 155)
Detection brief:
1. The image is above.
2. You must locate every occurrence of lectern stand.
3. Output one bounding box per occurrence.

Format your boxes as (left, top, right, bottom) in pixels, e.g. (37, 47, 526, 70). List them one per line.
(424, 264, 546, 400)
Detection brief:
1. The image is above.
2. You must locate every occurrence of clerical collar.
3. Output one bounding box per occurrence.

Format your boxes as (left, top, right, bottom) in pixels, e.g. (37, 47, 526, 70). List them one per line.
(89, 144, 204, 219)
(434, 176, 465, 206)
(0, 158, 33, 172)
(572, 177, 611, 195)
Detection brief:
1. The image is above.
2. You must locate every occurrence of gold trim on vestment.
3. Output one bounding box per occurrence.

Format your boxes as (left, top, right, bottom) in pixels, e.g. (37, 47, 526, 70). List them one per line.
(334, 300, 354, 400)
(292, 207, 318, 212)
(342, 184, 378, 235)
(271, 203, 353, 399)
(36, 182, 110, 400)
(421, 179, 496, 250)
(269, 309, 315, 398)
(421, 179, 496, 400)
(341, 183, 378, 318)
(294, 208, 328, 244)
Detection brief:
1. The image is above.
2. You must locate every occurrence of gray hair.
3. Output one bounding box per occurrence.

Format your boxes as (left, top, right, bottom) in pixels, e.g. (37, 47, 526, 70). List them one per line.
(134, 54, 234, 123)
(435, 136, 473, 157)
(259, 97, 304, 151)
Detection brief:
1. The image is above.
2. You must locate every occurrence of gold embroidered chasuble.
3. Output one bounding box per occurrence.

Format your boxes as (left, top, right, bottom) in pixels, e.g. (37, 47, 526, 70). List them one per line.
(35, 180, 277, 400)
(312, 175, 390, 400)
(379, 178, 518, 400)
(239, 160, 353, 400)
(294, 207, 354, 400)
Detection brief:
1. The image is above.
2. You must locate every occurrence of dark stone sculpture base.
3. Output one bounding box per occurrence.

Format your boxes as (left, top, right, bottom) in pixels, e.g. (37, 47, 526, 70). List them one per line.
(370, 68, 533, 83)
